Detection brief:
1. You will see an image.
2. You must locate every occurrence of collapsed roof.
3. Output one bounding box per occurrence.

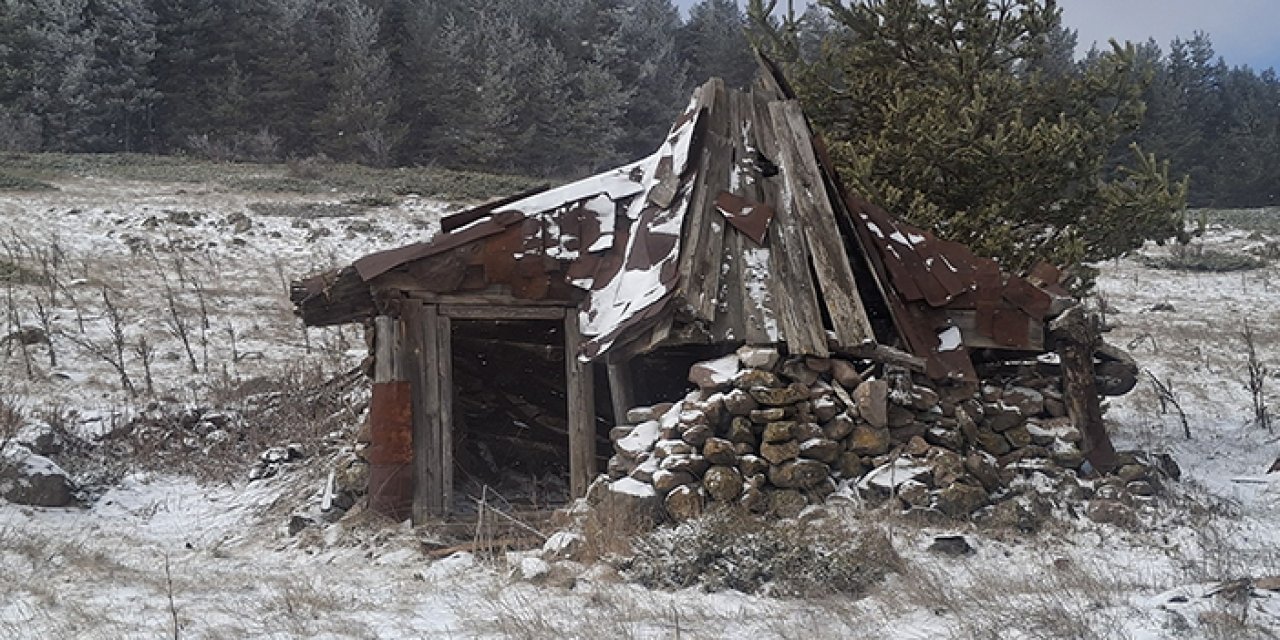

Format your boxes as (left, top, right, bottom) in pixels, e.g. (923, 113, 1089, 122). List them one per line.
(292, 62, 1072, 383)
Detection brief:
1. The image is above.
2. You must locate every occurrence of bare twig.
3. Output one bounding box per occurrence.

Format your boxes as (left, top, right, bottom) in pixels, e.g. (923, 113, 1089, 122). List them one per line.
(163, 552, 180, 640)
(1147, 371, 1190, 439)
(1243, 319, 1271, 433)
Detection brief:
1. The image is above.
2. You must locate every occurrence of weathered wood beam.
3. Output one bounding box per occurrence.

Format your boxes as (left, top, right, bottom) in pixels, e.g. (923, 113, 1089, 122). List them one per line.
(291, 266, 376, 327)
(828, 340, 928, 373)
(374, 315, 395, 383)
(564, 311, 597, 498)
(437, 312, 454, 513)
(607, 360, 635, 424)
(769, 100, 875, 346)
(438, 305, 570, 320)
(404, 301, 446, 523)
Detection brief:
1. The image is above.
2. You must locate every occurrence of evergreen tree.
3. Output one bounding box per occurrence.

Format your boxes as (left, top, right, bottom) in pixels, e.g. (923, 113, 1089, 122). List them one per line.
(149, 0, 238, 150)
(601, 0, 690, 160)
(750, 0, 1187, 282)
(0, 1, 43, 149)
(314, 0, 399, 165)
(76, 0, 159, 152)
(680, 0, 755, 88)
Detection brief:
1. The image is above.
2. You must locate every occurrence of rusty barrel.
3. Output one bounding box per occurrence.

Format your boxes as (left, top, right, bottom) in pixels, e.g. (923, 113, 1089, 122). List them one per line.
(367, 380, 414, 521)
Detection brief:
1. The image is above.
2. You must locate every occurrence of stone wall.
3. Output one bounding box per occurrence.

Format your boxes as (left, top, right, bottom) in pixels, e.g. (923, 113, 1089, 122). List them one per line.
(601, 345, 1163, 522)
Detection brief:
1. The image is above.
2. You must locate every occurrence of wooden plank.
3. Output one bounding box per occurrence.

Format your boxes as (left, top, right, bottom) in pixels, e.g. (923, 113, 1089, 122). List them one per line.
(564, 311, 597, 498)
(752, 98, 828, 357)
(606, 360, 634, 425)
(769, 100, 874, 346)
(677, 78, 729, 322)
(405, 300, 445, 523)
(437, 305, 570, 320)
(374, 315, 394, 383)
(437, 313, 454, 514)
(710, 92, 752, 343)
(389, 288, 575, 307)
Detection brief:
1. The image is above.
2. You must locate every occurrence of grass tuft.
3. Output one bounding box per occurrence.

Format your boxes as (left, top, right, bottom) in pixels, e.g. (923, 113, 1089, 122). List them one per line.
(1141, 244, 1266, 272)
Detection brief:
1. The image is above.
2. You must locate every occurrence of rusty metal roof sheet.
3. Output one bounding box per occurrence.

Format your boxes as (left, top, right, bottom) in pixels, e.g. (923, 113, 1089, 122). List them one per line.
(294, 63, 1070, 381)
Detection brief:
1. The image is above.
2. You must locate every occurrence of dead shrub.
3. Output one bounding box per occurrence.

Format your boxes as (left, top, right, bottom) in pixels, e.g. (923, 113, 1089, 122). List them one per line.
(622, 507, 902, 597)
(578, 495, 656, 562)
(286, 154, 334, 181)
(1141, 244, 1266, 272)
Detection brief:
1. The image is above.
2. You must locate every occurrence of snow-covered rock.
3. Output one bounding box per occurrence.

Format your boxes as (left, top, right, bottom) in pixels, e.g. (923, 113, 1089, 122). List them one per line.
(0, 445, 76, 507)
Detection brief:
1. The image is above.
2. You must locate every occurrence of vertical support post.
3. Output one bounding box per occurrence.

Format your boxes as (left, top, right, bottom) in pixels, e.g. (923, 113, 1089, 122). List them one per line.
(606, 359, 634, 425)
(405, 300, 446, 524)
(374, 316, 395, 383)
(436, 313, 454, 513)
(564, 310, 597, 498)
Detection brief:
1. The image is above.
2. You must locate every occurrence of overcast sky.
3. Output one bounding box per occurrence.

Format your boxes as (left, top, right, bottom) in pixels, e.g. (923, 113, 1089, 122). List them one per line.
(676, 0, 1279, 72)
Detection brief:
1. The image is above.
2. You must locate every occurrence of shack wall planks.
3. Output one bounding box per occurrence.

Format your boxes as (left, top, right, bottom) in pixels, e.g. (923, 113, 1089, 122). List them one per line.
(752, 97, 828, 356)
(404, 300, 446, 523)
(769, 100, 875, 346)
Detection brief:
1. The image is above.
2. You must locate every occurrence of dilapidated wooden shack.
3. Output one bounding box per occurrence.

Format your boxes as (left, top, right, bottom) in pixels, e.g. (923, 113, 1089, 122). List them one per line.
(292, 62, 1120, 523)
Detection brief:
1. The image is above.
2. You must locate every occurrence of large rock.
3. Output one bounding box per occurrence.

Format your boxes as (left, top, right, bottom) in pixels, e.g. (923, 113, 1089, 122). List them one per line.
(703, 466, 743, 502)
(688, 354, 740, 391)
(652, 469, 696, 495)
(702, 438, 738, 466)
(762, 421, 797, 443)
(616, 420, 661, 458)
(799, 438, 841, 464)
(660, 454, 709, 477)
(848, 425, 891, 456)
(935, 482, 989, 518)
(739, 455, 770, 477)
(603, 477, 664, 522)
(722, 389, 758, 416)
(724, 417, 755, 445)
(734, 369, 780, 390)
(823, 414, 856, 441)
(855, 380, 889, 428)
(626, 403, 673, 424)
(749, 383, 810, 407)
(749, 408, 788, 424)
(768, 459, 830, 489)
(812, 396, 840, 423)
(1003, 387, 1044, 417)
(975, 429, 1012, 456)
(664, 485, 705, 521)
(1003, 424, 1033, 449)
(736, 345, 780, 370)
(830, 359, 863, 389)
(0, 447, 76, 507)
(983, 401, 1023, 432)
(779, 359, 820, 386)
(760, 440, 800, 465)
(964, 452, 1002, 492)
(680, 424, 712, 447)
(924, 426, 964, 451)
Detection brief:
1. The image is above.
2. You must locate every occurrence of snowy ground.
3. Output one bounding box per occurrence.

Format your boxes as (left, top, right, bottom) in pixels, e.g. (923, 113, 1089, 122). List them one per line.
(2, 171, 1279, 639)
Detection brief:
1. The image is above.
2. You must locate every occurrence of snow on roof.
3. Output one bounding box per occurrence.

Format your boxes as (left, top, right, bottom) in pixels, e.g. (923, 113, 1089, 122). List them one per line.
(293, 62, 1072, 377)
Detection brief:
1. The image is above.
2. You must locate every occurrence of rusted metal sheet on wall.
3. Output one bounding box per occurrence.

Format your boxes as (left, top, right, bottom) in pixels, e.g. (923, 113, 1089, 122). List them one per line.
(367, 380, 414, 521)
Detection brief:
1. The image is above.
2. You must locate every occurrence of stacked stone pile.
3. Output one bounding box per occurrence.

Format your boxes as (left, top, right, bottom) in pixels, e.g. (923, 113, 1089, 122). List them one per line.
(601, 345, 1151, 522)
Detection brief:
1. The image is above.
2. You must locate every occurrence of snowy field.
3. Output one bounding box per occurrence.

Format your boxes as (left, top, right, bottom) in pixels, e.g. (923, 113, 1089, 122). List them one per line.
(2, 170, 1279, 639)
